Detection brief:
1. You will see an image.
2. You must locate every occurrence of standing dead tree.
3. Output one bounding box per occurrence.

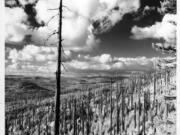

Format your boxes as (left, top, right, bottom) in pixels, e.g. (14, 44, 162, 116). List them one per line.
(54, 0, 62, 135)
(109, 78, 113, 135)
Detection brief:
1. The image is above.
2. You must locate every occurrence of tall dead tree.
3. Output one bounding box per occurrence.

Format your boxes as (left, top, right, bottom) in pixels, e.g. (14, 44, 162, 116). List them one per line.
(116, 81, 120, 134)
(153, 74, 156, 108)
(54, 0, 63, 134)
(110, 78, 113, 135)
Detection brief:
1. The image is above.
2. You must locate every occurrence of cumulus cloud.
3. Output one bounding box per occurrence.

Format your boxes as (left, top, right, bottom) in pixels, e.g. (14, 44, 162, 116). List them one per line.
(131, 14, 176, 52)
(6, 44, 73, 75)
(5, 0, 100, 52)
(5, 7, 29, 42)
(6, 49, 158, 76)
(66, 54, 156, 74)
(6, 62, 57, 76)
(6, 0, 141, 52)
(8, 45, 57, 63)
(6, 45, 57, 75)
(79, 54, 112, 64)
(92, 0, 140, 34)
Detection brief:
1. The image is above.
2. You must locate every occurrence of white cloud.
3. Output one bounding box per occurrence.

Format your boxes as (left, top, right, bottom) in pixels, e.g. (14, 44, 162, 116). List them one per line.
(66, 54, 156, 73)
(131, 14, 176, 51)
(8, 44, 57, 63)
(8, 49, 19, 63)
(6, 61, 57, 76)
(5, 7, 29, 42)
(6, 44, 73, 75)
(37, 62, 57, 73)
(112, 61, 125, 69)
(99, 54, 112, 63)
(7, 49, 174, 76)
(67, 60, 111, 71)
(6, 51, 157, 75)
(64, 50, 71, 57)
(81, 54, 112, 63)
(6, 0, 140, 52)
(93, 0, 140, 33)
(5, 0, 100, 52)
(6, 45, 57, 74)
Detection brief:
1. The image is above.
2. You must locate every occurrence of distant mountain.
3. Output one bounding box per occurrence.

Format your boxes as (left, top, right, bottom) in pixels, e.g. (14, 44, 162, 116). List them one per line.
(18, 81, 50, 92)
(5, 75, 55, 102)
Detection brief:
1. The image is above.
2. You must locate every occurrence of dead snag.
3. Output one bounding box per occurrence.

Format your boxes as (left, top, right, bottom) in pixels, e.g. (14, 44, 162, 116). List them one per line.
(116, 81, 120, 134)
(143, 92, 146, 135)
(138, 81, 141, 134)
(110, 78, 113, 135)
(87, 88, 91, 135)
(73, 98, 77, 135)
(81, 101, 85, 135)
(121, 87, 125, 131)
(134, 102, 137, 128)
(154, 74, 156, 108)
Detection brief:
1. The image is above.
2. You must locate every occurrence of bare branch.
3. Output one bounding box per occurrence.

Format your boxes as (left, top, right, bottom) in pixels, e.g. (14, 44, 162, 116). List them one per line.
(61, 63, 68, 72)
(46, 14, 59, 26)
(44, 30, 58, 46)
(45, 39, 64, 47)
(61, 46, 72, 61)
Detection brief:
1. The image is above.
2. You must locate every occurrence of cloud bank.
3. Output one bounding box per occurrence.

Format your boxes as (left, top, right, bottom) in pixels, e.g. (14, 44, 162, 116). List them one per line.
(6, 47, 157, 76)
(5, 0, 176, 76)
(67, 54, 156, 73)
(131, 14, 176, 46)
(5, 0, 141, 52)
(130, 0, 176, 54)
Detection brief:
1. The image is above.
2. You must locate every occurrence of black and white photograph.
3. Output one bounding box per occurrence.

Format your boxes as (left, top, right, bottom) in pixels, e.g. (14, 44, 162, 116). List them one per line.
(2, 0, 178, 135)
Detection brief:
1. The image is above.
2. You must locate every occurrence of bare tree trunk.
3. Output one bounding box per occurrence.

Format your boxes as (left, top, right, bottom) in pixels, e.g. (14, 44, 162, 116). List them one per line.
(46, 116, 49, 134)
(81, 101, 85, 135)
(38, 121, 41, 135)
(73, 99, 77, 135)
(110, 78, 113, 135)
(5, 118, 8, 135)
(143, 92, 146, 135)
(122, 87, 125, 132)
(134, 102, 136, 128)
(154, 74, 156, 108)
(54, 0, 62, 135)
(86, 88, 90, 135)
(116, 81, 120, 134)
(138, 84, 140, 134)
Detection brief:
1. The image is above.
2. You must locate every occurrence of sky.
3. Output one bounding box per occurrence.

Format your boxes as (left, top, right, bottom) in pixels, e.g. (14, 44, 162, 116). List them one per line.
(5, 0, 177, 77)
